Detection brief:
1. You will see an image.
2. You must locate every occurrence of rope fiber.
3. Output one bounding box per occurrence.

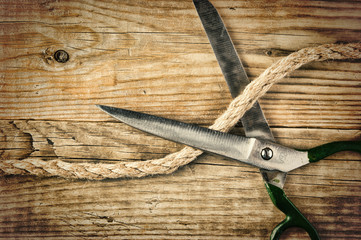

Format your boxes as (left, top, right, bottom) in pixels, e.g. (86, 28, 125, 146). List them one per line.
(1, 43, 361, 180)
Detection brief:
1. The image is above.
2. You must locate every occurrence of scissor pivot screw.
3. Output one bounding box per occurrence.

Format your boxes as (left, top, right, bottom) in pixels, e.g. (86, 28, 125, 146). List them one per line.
(261, 147, 273, 160)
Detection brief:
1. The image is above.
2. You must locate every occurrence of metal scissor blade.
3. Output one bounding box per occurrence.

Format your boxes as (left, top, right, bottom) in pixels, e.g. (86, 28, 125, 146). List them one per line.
(193, 0, 246, 98)
(193, 0, 273, 140)
(194, 2, 320, 238)
(194, 0, 285, 188)
(97, 105, 309, 172)
(98, 105, 254, 164)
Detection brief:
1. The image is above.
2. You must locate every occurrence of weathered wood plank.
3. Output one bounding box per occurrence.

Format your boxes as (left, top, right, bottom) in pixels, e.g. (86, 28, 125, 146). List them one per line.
(0, 120, 360, 239)
(1, 120, 360, 162)
(1, 0, 361, 239)
(0, 157, 359, 239)
(1, 0, 360, 128)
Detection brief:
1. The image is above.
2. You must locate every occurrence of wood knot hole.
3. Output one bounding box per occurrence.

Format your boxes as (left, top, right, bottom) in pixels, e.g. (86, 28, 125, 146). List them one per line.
(54, 50, 69, 63)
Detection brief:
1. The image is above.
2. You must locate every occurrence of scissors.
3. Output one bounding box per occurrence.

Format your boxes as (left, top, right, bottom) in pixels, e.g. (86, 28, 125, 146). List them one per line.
(97, 0, 361, 239)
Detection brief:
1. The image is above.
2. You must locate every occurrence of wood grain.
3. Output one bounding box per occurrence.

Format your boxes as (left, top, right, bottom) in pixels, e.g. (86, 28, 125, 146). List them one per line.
(0, 0, 360, 239)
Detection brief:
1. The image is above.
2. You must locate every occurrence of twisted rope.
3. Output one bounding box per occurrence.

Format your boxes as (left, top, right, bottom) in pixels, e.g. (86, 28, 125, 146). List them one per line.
(1, 43, 361, 180)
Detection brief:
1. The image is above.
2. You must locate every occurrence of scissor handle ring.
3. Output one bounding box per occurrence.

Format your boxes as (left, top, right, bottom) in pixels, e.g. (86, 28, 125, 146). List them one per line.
(265, 183, 320, 240)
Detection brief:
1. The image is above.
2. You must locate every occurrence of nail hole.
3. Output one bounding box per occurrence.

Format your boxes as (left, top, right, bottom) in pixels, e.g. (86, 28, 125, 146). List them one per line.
(54, 50, 69, 63)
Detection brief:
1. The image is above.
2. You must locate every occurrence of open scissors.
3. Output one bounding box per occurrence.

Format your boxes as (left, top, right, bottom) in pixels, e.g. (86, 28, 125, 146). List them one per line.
(97, 0, 361, 239)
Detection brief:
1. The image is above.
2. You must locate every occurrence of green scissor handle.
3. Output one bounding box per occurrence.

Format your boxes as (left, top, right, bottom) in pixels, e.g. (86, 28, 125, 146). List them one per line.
(265, 182, 320, 240)
(265, 140, 361, 240)
(308, 140, 361, 163)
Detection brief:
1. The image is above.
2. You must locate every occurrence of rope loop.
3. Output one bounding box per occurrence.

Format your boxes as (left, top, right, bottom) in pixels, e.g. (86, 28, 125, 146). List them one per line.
(1, 43, 361, 180)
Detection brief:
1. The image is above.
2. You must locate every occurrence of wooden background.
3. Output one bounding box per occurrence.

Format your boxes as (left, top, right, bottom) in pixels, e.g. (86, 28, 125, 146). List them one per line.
(1, 0, 360, 239)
